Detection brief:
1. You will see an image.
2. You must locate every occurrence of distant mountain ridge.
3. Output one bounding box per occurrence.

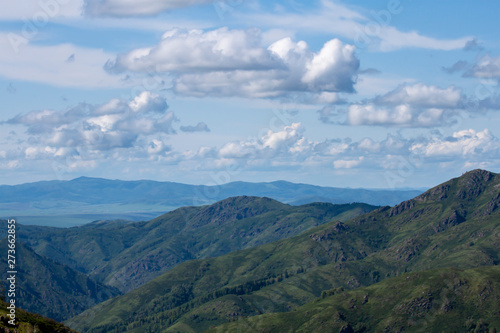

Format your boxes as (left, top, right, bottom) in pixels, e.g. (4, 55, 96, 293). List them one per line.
(0, 177, 423, 227)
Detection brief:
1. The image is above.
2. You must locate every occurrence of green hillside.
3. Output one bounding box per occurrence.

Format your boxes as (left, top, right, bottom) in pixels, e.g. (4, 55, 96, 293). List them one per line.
(0, 239, 120, 322)
(210, 266, 500, 332)
(66, 169, 500, 332)
(0, 298, 78, 333)
(15, 197, 376, 292)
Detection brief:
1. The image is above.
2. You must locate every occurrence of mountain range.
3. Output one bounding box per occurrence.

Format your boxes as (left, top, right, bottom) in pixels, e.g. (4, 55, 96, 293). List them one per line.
(64, 169, 500, 332)
(0, 177, 423, 227)
(0, 169, 498, 332)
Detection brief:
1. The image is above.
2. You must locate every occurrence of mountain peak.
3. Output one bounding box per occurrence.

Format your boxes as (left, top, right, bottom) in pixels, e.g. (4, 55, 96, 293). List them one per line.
(413, 169, 498, 203)
(458, 169, 495, 184)
(189, 196, 287, 227)
(385, 169, 499, 220)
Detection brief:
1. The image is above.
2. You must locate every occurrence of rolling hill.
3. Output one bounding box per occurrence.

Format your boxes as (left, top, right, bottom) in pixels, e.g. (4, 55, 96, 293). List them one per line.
(66, 169, 500, 332)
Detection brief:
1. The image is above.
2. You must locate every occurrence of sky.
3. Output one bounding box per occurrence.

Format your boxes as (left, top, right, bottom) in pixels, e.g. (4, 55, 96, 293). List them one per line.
(0, 0, 499, 189)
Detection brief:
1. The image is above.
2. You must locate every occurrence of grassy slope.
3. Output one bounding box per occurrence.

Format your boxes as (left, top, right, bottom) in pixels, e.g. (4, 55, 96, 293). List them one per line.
(15, 197, 376, 292)
(66, 170, 500, 332)
(0, 299, 78, 333)
(209, 266, 500, 333)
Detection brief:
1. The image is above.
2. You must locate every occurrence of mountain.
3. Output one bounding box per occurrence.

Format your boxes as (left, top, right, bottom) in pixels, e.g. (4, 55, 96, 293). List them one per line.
(66, 169, 500, 332)
(0, 299, 78, 333)
(13, 197, 377, 293)
(0, 177, 422, 227)
(209, 266, 500, 332)
(0, 238, 120, 322)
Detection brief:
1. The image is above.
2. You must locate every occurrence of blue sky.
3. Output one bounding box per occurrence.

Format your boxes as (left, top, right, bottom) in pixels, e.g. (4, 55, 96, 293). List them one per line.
(0, 0, 499, 188)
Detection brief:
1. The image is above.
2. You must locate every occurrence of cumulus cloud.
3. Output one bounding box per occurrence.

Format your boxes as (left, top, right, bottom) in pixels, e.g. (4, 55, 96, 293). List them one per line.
(6, 106, 89, 134)
(464, 55, 500, 79)
(105, 28, 360, 98)
(374, 83, 462, 109)
(320, 83, 465, 127)
(5, 92, 178, 156)
(444, 54, 500, 80)
(183, 123, 500, 183)
(410, 129, 500, 157)
(348, 104, 413, 126)
(218, 123, 308, 159)
(85, 0, 215, 17)
(334, 157, 364, 169)
(214, 122, 355, 163)
(107, 28, 274, 73)
(129, 91, 169, 113)
(207, 123, 416, 172)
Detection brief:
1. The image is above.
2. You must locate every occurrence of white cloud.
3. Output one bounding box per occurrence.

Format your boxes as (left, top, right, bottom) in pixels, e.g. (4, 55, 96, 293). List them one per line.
(217, 122, 312, 160)
(6, 92, 177, 154)
(301, 39, 358, 92)
(129, 91, 168, 113)
(375, 83, 462, 108)
(465, 55, 500, 79)
(262, 123, 304, 150)
(5, 160, 20, 169)
(338, 83, 464, 127)
(334, 157, 364, 169)
(108, 28, 274, 73)
(106, 28, 360, 98)
(87, 114, 122, 132)
(357, 138, 381, 152)
(210, 123, 411, 170)
(313, 92, 341, 104)
(410, 129, 500, 158)
(147, 138, 171, 155)
(348, 104, 413, 126)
